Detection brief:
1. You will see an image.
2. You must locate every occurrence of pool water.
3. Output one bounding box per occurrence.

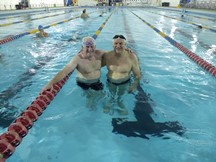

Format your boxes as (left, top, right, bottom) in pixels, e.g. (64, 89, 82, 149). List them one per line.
(0, 7, 216, 162)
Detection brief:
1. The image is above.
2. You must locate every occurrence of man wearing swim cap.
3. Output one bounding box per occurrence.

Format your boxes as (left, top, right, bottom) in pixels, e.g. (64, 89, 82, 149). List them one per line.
(42, 36, 106, 108)
(36, 25, 48, 37)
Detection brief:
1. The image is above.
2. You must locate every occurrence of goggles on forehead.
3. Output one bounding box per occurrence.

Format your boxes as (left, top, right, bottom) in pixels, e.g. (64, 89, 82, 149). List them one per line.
(113, 35, 126, 40)
(82, 37, 95, 46)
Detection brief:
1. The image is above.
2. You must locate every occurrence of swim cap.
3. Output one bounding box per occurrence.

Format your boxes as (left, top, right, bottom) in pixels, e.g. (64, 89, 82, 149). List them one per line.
(38, 25, 44, 30)
(82, 37, 95, 46)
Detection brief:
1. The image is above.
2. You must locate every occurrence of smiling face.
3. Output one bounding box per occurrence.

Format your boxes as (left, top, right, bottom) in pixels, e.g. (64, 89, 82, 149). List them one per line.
(83, 44, 96, 56)
(82, 37, 96, 57)
(113, 38, 126, 54)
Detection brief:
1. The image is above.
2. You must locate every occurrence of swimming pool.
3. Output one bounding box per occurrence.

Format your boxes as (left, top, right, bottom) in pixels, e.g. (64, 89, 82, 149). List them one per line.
(0, 7, 216, 162)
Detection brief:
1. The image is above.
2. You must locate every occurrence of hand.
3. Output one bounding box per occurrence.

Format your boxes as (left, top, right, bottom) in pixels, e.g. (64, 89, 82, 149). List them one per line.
(128, 84, 137, 93)
(125, 48, 133, 53)
(40, 84, 52, 94)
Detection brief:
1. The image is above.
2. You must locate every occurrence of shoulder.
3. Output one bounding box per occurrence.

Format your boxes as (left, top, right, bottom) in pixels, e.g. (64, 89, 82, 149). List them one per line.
(103, 50, 114, 59)
(106, 50, 114, 55)
(68, 53, 81, 64)
(44, 32, 49, 37)
(76, 52, 83, 60)
(67, 55, 80, 67)
(96, 50, 107, 55)
(125, 48, 137, 59)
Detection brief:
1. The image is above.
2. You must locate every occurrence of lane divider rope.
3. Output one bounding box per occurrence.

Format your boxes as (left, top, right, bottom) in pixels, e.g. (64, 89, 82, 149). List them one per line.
(0, 12, 103, 105)
(0, 10, 96, 46)
(0, 10, 113, 161)
(0, 8, 75, 21)
(138, 9, 216, 53)
(130, 11, 216, 78)
(183, 13, 216, 22)
(0, 8, 84, 27)
(175, 29, 216, 52)
(147, 10, 216, 33)
(157, 8, 216, 22)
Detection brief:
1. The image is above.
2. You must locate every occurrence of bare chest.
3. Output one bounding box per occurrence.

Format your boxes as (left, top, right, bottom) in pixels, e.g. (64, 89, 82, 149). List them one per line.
(77, 57, 101, 72)
(107, 56, 131, 72)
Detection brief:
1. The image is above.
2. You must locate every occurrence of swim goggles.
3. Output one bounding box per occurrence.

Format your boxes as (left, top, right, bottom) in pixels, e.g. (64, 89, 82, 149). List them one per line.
(113, 35, 126, 40)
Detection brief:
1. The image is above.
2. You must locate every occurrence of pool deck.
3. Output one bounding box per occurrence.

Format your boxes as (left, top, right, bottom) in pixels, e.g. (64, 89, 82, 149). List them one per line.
(0, 6, 216, 17)
(158, 7, 216, 17)
(0, 6, 78, 16)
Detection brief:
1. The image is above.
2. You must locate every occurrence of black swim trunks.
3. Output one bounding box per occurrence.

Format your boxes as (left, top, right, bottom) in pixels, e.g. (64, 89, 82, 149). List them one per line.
(77, 81, 103, 91)
(107, 79, 130, 85)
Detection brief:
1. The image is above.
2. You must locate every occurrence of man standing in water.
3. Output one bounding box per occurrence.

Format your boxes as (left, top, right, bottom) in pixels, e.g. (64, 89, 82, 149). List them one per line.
(102, 35, 141, 115)
(104, 35, 185, 138)
(42, 37, 105, 108)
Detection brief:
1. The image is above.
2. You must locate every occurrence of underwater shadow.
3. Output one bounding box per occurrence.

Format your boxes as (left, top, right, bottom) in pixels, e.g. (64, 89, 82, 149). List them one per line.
(112, 84, 185, 139)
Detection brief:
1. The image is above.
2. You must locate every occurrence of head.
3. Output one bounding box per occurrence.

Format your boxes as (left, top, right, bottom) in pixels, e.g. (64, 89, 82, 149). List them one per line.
(83, 9, 86, 13)
(82, 36, 96, 55)
(198, 25, 202, 29)
(38, 25, 44, 32)
(112, 35, 126, 54)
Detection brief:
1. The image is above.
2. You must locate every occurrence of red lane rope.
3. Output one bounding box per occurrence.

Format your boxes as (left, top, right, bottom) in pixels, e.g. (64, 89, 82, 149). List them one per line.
(175, 43, 216, 77)
(131, 11, 216, 78)
(0, 72, 72, 160)
(0, 10, 114, 160)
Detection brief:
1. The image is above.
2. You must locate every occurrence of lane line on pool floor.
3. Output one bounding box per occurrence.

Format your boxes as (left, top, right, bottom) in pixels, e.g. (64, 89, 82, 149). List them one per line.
(111, 9, 185, 139)
(130, 10, 216, 78)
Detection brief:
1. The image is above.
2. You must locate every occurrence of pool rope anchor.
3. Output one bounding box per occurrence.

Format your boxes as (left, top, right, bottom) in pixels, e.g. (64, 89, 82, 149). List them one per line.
(0, 10, 114, 160)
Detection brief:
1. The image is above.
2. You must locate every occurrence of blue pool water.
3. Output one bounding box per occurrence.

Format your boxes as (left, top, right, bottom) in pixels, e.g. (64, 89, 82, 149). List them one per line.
(0, 7, 216, 162)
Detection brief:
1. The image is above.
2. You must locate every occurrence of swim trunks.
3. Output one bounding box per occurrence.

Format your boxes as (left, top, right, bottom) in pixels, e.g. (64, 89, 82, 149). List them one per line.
(77, 81, 103, 91)
(107, 79, 130, 85)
